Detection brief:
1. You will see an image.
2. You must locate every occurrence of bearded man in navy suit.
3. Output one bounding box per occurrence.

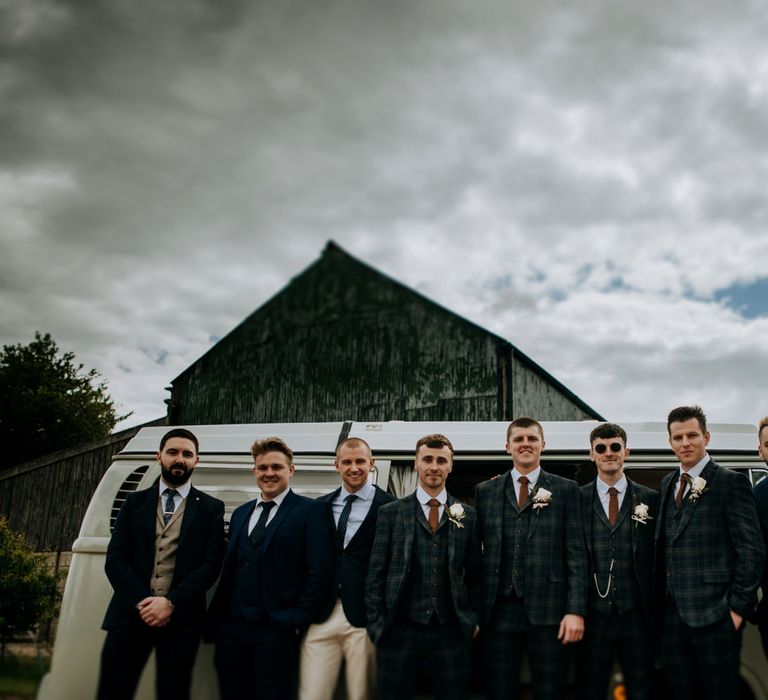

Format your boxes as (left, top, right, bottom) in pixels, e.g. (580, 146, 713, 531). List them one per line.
(207, 436, 333, 700)
(299, 437, 395, 700)
(657, 405, 764, 699)
(97, 428, 225, 700)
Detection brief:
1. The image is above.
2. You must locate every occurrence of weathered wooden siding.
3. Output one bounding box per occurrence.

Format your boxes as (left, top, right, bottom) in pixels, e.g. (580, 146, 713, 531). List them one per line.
(0, 420, 164, 551)
(170, 247, 507, 424)
(511, 357, 595, 420)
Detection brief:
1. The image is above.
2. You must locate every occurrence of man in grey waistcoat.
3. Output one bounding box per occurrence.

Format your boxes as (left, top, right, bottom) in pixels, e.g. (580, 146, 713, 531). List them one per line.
(579, 423, 659, 700)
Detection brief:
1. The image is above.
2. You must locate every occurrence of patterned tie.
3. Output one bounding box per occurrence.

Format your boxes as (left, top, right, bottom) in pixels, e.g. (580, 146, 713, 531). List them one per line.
(249, 500, 276, 547)
(162, 489, 178, 526)
(675, 473, 690, 509)
(518, 476, 529, 510)
(337, 494, 358, 547)
(427, 498, 441, 532)
(608, 487, 619, 525)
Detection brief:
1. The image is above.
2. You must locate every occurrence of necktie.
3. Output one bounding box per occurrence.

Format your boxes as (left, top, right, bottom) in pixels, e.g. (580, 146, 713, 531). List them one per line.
(249, 500, 276, 547)
(608, 487, 619, 525)
(337, 494, 358, 547)
(163, 489, 178, 525)
(675, 473, 690, 509)
(518, 476, 529, 510)
(427, 498, 441, 532)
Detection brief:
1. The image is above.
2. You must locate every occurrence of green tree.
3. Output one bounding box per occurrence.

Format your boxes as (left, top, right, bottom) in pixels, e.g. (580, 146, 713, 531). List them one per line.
(0, 518, 61, 658)
(0, 332, 129, 468)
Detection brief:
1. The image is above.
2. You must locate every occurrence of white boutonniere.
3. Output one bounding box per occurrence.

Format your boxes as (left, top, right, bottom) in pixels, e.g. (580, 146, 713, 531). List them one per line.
(532, 487, 552, 510)
(631, 502, 653, 527)
(447, 502, 466, 528)
(688, 476, 707, 502)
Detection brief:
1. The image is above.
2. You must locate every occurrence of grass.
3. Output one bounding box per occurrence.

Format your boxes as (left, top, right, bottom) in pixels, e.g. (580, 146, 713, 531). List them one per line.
(0, 652, 50, 699)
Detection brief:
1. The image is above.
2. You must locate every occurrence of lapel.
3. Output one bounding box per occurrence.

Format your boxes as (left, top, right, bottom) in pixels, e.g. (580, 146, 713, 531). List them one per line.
(262, 489, 298, 551)
(613, 483, 632, 531)
(139, 483, 161, 548)
(626, 480, 640, 554)
(670, 461, 715, 543)
(230, 499, 257, 552)
(656, 471, 676, 544)
(581, 483, 595, 560)
(400, 493, 419, 563)
(445, 493, 459, 569)
(177, 486, 200, 545)
(527, 471, 551, 540)
(346, 486, 381, 549)
(504, 472, 519, 513)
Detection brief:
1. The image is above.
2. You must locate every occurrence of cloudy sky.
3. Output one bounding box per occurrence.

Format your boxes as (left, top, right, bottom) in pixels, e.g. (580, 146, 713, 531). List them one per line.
(3, 0, 768, 432)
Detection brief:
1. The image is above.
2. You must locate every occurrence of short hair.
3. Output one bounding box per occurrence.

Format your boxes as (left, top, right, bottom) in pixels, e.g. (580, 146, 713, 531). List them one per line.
(506, 417, 544, 443)
(667, 405, 707, 435)
(759, 417, 768, 441)
(415, 433, 454, 457)
(589, 423, 628, 445)
(251, 436, 293, 464)
(159, 428, 199, 454)
(336, 437, 372, 459)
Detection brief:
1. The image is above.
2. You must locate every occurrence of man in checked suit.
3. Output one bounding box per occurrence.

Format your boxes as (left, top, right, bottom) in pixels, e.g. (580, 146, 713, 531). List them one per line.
(579, 423, 659, 700)
(474, 416, 587, 700)
(756, 415, 768, 658)
(207, 436, 333, 700)
(299, 437, 395, 700)
(366, 433, 479, 700)
(97, 428, 225, 700)
(657, 405, 764, 699)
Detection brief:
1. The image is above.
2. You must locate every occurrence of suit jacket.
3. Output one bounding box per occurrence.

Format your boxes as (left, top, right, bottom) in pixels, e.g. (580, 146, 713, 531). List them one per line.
(580, 477, 659, 617)
(207, 489, 333, 635)
(475, 469, 587, 626)
(755, 477, 768, 632)
(102, 480, 225, 630)
(365, 492, 479, 644)
(315, 485, 395, 628)
(655, 459, 764, 626)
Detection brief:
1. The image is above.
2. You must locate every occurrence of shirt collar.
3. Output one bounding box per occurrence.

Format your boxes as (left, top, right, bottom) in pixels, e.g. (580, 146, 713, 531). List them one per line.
(416, 486, 446, 505)
(341, 482, 375, 502)
(596, 474, 627, 496)
(159, 480, 191, 499)
(680, 453, 709, 479)
(257, 488, 290, 508)
(512, 466, 541, 485)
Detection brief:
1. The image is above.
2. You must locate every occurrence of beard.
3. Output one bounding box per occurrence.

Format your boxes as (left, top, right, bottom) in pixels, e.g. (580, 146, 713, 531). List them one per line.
(161, 462, 193, 486)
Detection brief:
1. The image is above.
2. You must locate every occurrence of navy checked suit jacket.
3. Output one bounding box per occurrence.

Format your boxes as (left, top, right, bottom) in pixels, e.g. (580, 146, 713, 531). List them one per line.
(102, 480, 225, 630)
(315, 485, 395, 628)
(655, 460, 764, 626)
(754, 477, 768, 635)
(365, 492, 480, 644)
(580, 477, 659, 617)
(207, 489, 333, 635)
(475, 469, 588, 626)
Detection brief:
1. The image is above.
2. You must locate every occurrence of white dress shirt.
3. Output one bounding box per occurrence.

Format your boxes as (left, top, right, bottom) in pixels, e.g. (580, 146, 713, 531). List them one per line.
(159, 480, 191, 513)
(674, 453, 709, 502)
(247, 488, 290, 534)
(416, 486, 446, 522)
(596, 474, 627, 518)
(511, 466, 541, 504)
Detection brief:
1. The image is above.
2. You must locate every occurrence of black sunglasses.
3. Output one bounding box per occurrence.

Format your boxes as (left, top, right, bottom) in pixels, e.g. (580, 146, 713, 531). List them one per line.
(593, 442, 623, 454)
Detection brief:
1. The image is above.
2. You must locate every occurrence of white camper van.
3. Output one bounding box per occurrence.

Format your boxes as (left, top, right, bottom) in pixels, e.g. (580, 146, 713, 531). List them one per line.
(37, 420, 768, 700)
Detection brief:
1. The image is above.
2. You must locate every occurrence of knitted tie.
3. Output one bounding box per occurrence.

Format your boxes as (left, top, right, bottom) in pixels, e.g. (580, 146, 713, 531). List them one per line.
(518, 476, 529, 510)
(162, 489, 178, 526)
(608, 487, 619, 526)
(427, 498, 441, 532)
(249, 501, 276, 547)
(675, 473, 690, 509)
(337, 494, 358, 547)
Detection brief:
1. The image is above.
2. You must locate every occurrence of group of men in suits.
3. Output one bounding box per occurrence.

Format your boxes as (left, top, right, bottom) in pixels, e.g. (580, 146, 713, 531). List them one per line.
(98, 405, 768, 700)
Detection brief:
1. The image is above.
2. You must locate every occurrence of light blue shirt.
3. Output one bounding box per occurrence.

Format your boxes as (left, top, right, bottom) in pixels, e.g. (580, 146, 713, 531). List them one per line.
(332, 482, 375, 548)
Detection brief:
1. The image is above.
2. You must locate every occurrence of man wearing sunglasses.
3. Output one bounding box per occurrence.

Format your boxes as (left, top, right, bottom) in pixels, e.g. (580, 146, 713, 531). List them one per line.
(578, 423, 659, 700)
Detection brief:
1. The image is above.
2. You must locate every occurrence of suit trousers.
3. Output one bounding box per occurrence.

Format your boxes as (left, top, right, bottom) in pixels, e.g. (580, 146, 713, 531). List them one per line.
(376, 618, 471, 700)
(482, 596, 569, 700)
(97, 617, 201, 700)
(214, 618, 300, 700)
(660, 600, 742, 700)
(578, 607, 653, 700)
(299, 600, 376, 700)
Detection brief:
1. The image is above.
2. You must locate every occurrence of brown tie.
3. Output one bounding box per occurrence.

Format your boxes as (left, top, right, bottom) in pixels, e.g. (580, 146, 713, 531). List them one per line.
(427, 498, 441, 532)
(675, 473, 690, 509)
(518, 476, 529, 510)
(608, 487, 619, 525)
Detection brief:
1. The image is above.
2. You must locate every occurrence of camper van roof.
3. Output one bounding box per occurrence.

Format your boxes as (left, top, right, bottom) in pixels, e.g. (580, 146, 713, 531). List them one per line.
(122, 421, 760, 457)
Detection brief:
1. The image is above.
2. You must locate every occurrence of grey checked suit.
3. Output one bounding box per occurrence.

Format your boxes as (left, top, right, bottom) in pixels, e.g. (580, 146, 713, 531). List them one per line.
(475, 469, 587, 700)
(656, 459, 764, 699)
